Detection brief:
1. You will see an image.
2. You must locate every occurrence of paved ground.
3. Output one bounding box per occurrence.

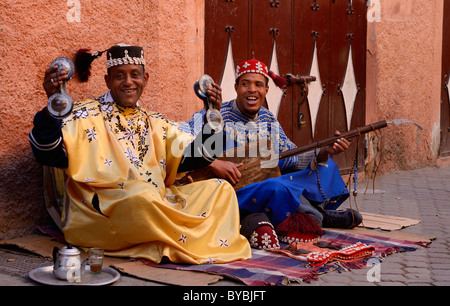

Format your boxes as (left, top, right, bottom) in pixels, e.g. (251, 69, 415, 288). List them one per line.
(303, 165, 450, 286)
(0, 164, 449, 286)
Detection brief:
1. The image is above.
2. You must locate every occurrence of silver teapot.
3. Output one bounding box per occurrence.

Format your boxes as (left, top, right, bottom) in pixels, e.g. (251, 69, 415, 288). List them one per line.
(53, 246, 84, 282)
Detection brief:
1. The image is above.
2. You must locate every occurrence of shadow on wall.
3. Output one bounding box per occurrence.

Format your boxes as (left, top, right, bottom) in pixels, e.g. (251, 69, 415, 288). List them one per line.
(0, 147, 51, 240)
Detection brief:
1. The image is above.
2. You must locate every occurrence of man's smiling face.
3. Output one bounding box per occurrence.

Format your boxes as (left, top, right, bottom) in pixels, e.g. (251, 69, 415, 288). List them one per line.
(105, 64, 149, 108)
(234, 73, 269, 118)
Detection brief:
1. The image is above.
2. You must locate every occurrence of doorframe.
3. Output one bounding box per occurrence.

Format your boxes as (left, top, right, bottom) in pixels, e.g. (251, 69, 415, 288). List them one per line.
(440, 0, 450, 157)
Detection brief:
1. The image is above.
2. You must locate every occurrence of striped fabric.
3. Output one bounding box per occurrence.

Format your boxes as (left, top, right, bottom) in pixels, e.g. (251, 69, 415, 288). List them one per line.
(141, 229, 420, 286)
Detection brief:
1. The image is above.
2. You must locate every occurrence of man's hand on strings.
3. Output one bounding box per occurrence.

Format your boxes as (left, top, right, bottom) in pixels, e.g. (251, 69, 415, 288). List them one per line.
(327, 130, 350, 155)
(208, 159, 243, 185)
(317, 130, 350, 162)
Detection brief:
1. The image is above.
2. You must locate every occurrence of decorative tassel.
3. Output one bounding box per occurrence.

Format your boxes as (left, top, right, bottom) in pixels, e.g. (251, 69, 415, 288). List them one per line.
(275, 212, 324, 237)
(74, 49, 103, 82)
(268, 70, 288, 89)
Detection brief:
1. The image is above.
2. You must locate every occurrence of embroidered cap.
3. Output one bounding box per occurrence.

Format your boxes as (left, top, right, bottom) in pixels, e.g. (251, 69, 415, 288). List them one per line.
(74, 43, 146, 82)
(235, 59, 269, 80)
(105, 44, 146, 69)
(235, 59, 287, 89)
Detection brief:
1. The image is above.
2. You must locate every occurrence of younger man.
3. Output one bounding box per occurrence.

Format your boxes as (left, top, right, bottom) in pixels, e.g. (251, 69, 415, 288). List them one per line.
(182, 59, 362, 250)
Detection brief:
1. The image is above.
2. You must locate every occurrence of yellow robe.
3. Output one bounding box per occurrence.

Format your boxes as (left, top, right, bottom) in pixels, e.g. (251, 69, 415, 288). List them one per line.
(60, 95, 251, 264)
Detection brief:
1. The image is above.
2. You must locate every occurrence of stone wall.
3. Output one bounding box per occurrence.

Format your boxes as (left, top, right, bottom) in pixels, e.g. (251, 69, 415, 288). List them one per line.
(0, 0, 446, 240)
(366, 0, 444, 173)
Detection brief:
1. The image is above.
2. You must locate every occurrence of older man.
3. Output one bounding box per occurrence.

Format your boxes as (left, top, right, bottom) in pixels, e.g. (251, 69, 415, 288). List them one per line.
(182, 59, 362, 250)
(29, 44, 251, 264)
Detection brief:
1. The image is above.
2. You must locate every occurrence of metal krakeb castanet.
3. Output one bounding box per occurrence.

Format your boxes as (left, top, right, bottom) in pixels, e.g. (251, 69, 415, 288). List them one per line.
(194, 74, 224, 131)
(47, 57, 75, 119)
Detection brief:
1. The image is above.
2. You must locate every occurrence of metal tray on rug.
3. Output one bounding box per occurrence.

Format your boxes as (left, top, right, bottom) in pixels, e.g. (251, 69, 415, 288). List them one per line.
(28, 266, 120, 286)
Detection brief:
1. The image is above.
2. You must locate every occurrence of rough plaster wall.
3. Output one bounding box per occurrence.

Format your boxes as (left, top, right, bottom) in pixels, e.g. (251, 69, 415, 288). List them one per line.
(367, 0, 443, 173)
(0, 0, 203, 240)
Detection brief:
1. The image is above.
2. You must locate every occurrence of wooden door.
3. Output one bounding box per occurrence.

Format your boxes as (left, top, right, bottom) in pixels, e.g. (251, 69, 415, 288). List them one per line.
(440, 0, 450, 157)
(205, 0, 367, 171)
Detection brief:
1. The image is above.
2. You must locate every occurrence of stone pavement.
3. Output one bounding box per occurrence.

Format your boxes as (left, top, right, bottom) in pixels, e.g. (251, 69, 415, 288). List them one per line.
(301, 164, 450, 286)
(0, 165, 449, 286)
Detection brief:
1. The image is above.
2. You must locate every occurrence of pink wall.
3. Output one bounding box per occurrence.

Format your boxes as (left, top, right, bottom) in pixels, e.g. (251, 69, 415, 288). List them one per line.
(365, 0, 444, 174)
(0, 0, 204, 239)
(0, 0, 447, 240)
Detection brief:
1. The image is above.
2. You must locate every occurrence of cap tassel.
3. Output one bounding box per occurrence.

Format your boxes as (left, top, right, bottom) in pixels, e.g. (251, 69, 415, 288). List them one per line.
(275, 212, 324, 237)
(268, 70, 288, 89)
(74, 49, 103, 82)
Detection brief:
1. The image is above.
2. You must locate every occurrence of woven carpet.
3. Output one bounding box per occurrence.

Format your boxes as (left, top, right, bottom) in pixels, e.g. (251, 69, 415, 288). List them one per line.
(140, 229, 425, 286)
(29, 224, 431, 286)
